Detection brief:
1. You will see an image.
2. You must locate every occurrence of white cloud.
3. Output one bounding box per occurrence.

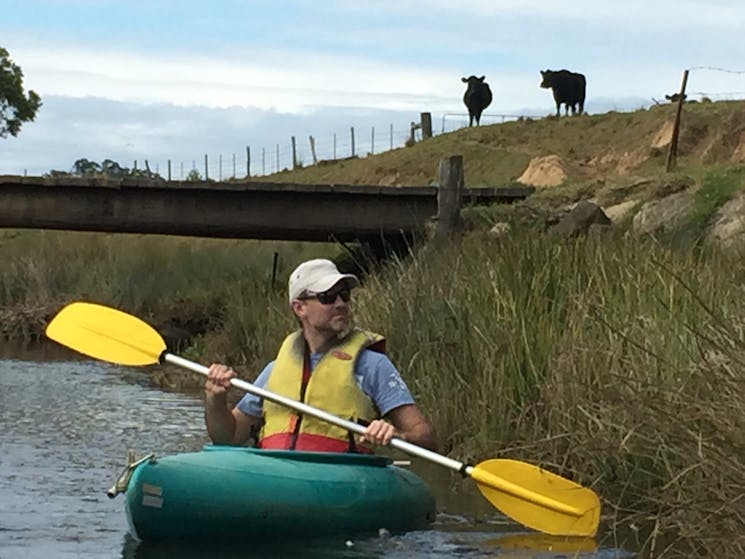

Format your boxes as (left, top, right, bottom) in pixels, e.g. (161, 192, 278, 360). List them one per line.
(369, 0, 745, 29)
(11, 39, 462, 113)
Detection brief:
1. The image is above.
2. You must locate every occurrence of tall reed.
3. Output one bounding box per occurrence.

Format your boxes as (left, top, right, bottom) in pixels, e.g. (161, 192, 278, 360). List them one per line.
(351, 230, 745, 557)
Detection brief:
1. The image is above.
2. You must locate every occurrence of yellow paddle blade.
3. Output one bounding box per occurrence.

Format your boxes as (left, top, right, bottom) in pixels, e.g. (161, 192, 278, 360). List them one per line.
(45, 302, 166, 366)
(471, 459, 600, 537)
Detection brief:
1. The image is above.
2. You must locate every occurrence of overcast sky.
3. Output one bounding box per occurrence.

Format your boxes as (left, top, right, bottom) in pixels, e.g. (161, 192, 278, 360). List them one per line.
(2, 0, 744, 177)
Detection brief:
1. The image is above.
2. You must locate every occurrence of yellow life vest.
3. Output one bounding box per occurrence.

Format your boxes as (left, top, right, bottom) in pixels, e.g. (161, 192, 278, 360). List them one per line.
(260, 328, 385, 453)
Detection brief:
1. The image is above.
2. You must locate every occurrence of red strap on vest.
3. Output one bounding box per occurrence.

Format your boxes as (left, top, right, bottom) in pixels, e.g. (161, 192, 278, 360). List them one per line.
(287, 344, 312, 450)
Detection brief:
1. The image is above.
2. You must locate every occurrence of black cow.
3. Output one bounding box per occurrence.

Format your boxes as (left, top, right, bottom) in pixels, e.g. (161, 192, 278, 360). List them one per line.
(539, 69, 586, 116)
(461, 75, 492, 127)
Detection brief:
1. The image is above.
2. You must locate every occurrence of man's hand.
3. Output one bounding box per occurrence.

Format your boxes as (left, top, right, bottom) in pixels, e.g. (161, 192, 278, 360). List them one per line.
(361, 419, 399, 447)
(206, 364, 236, 398)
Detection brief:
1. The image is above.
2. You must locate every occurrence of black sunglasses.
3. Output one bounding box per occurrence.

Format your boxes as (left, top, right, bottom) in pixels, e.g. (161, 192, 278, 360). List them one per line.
(301, 287, 351, 305)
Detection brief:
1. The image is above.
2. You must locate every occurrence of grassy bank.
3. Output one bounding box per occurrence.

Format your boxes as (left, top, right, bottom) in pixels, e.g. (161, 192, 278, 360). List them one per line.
(3, 225, 742, 556)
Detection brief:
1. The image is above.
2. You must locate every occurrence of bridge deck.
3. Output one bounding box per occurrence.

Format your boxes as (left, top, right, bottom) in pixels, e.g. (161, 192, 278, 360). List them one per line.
(0, 175, 533, 242)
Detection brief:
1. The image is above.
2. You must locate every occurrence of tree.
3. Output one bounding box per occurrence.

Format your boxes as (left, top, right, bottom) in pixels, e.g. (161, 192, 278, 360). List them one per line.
(186, 169, 202, 181)
(0, 46, 42, 138)
(72, 158, 102, 175)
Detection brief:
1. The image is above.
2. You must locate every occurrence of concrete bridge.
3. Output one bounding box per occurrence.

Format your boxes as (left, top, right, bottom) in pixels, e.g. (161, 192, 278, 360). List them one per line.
(0, 174, 533, 244)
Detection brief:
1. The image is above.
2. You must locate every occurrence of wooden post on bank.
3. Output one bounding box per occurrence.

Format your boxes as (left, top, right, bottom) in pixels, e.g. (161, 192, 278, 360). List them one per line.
(666, 69, 689, 172)
(309, 136, 318, 164)
(433, 155, 464, 243)
(421, 112, 432, 139)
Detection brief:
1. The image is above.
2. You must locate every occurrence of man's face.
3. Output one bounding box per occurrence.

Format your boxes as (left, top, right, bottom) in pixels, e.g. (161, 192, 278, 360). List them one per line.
(293, 281, 352, 335)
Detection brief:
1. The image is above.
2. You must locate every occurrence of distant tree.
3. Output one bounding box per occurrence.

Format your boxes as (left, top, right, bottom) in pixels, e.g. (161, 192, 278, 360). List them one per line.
(72, 158, 102, 175)
(101, 159, 128, 177)
(0, 46, 41, 138)
(50, 158, 167, 180)
(186, 169, 202, 181)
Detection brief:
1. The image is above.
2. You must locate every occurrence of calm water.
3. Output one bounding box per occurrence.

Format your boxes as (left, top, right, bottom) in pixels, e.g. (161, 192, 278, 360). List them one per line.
(0, 357, 634, 558)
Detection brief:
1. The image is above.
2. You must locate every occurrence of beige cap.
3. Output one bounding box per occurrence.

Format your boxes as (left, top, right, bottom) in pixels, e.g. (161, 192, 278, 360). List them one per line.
(288, 259, 359, 303)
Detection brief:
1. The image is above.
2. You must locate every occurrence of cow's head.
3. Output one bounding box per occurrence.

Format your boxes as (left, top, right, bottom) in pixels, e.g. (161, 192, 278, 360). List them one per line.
(539, 70, 555, 89)
(462, 75, 486, 87)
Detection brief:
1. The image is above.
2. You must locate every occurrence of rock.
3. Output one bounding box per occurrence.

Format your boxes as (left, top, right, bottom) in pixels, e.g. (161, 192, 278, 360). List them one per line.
(549, 200, 611, 237)
(651, 121, 675, 148)
(604, 199, 638, 223)
(706, 190, 745, 250)
(731, 131, 745, 162)
(517, 155, 568, 187)
(631, 191, 695, 236)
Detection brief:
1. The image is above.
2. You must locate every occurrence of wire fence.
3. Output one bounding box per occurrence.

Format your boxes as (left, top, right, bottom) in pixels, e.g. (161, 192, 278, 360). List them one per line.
(129, 111, 547, 182)
(686, 65, 745, 101)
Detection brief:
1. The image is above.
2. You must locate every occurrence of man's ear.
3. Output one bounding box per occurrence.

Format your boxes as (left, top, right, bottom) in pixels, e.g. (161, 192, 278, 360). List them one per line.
(290, 299, 305, 318)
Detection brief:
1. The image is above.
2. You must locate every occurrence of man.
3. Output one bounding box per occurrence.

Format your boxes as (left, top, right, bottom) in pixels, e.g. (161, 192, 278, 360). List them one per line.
(204, 258, 437, 452)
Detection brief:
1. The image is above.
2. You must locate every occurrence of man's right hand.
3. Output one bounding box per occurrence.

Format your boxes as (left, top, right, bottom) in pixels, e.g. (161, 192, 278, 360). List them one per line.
(206, 364, 237, 398)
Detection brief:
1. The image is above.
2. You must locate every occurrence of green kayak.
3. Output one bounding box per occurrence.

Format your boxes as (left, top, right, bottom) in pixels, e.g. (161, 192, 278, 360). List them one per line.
(118, 445, 436, 541)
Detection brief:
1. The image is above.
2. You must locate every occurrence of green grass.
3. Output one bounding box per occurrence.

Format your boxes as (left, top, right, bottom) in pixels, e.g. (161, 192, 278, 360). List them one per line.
(688, 166, 745, 237)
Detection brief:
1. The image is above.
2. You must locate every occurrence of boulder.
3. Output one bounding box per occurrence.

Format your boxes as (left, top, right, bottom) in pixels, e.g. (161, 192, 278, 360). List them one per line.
(706, 190, 745, 250)
(631, 191, 695, 236)
(549, 200, 611, 237)
(604, 199, 639, 223)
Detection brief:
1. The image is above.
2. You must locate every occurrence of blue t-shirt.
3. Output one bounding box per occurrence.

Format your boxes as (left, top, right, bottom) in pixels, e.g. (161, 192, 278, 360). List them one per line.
(235, 349, 415, 418)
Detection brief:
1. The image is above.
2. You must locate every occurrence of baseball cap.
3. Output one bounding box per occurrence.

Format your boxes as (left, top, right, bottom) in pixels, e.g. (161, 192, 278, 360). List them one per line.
(288, 259, 359, 303)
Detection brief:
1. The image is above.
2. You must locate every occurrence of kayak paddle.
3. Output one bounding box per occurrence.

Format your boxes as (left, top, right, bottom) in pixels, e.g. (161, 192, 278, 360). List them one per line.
(45, 301, 601, 537)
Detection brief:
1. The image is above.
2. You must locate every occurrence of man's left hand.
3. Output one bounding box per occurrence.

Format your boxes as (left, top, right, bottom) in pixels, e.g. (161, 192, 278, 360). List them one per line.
(361, 419, 398, 446)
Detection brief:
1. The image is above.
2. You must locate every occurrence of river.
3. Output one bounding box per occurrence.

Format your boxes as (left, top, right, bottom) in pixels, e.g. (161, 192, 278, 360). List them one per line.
(0, 356, 634, 558)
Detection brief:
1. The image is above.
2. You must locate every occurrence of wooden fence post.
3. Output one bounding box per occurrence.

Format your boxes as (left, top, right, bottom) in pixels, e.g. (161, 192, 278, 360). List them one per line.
(291, 136, 297, 169)
(309, 136, 318, 164)
(204, 154, 209, 181)
(421, 112, 432, 139)
(666, 69, 689, 172)
(433, 155, 464, 244)
(246, 146, 251, 177)
(351, 127, 355, 157)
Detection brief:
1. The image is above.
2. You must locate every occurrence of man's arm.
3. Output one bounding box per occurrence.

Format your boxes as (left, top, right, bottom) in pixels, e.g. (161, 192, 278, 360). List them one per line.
(205, 398, 262, 445)
(362, 404, 438, 451)
(205, 363, 263, 446)
(357, 350, 438, 451)
(385, 404, 437, 451)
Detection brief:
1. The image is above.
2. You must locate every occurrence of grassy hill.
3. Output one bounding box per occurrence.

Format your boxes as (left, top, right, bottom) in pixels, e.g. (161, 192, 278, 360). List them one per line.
(260, 99, 745, 208)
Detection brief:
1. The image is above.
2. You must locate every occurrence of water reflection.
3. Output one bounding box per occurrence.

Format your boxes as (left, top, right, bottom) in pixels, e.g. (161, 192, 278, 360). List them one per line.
(121, 530, 632, 559)
(0, 356, 634, 559)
